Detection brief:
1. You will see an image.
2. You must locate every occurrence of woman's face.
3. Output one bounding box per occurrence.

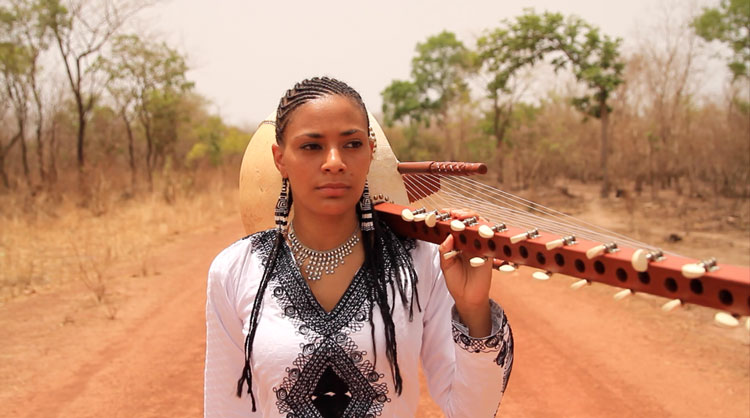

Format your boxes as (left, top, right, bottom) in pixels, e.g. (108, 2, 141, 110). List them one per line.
(272, 95, 373, 221)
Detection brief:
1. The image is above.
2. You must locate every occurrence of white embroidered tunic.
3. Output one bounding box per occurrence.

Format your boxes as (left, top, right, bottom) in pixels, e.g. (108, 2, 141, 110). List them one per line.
(205, 229, 513, 417)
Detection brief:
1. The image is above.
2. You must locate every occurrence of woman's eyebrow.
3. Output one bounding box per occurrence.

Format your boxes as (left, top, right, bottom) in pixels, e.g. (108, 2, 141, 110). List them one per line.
(295, 132, 323, 139)
(340, 128, 363, 136)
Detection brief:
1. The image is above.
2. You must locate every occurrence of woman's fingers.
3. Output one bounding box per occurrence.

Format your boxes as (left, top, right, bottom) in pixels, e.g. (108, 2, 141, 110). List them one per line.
(450, 208, 476, 219)
(439, 234, 461, 267)
(447, 208, 490, 225)
(438, 233, 454, 252)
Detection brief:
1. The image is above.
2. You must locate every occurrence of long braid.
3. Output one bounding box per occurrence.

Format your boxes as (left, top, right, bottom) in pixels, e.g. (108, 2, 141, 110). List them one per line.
(236, 190, 293, 410)
(236, 228, 287, 411)
(238, 77, 419, 408)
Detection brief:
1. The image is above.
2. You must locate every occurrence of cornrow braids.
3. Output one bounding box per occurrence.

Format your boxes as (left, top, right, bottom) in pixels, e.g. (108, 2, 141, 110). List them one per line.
(238, 77, 420, 409)
(275, 76, 370, 144)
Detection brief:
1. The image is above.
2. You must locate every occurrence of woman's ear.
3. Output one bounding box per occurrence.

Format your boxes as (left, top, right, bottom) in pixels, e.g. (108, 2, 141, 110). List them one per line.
(272, 143, 287, 178)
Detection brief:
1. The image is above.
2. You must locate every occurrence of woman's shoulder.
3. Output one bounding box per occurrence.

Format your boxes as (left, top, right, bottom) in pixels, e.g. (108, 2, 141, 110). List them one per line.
(209, 228, 278, 277)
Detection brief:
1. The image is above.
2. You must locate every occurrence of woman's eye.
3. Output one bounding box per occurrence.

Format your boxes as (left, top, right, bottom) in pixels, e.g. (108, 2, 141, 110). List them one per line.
(300, 143, 322, 150)
(345, 140, 363, 149)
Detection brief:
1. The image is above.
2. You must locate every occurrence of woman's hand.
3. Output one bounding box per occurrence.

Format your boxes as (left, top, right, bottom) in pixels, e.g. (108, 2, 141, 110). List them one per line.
(438, 229, 493, 338)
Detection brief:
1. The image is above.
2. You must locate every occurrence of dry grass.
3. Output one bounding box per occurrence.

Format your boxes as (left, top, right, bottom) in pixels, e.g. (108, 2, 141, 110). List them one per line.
(0, 167, 238, 305)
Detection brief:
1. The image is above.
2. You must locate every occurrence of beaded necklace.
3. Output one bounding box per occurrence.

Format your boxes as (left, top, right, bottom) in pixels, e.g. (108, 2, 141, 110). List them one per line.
(287, 222, 359, 281)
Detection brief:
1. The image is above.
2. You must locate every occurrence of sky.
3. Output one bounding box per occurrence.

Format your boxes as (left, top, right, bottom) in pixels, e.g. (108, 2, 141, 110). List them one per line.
(142, 0, 721, 127)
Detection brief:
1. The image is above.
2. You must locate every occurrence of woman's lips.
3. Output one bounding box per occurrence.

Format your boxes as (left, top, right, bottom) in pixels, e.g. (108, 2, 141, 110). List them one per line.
(316, 183, 350, 197)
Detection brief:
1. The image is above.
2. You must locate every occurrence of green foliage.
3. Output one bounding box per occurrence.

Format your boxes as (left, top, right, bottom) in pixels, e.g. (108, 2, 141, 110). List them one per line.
(35, 0, 70, 32)
(473, 7, 625, 188)
(187, 116, 252, 166)
(0, 41, 31, 76)
(410, 31, 474, 114)
(0, 1, 41, 84)
(221, 126, 253, 156)
(381, 30, 474, 128)
(475, 10, 624, 194)
(477, 13, 552, 97)
(148, 88, 184, 161)
(0, 0, 51, 160)
(554, 15, 625, 118)
(381, 80, 421, 126)
(505, 103, 541, 148)
(103, 34, 193, 106)
(0, 0, 252, 192)
(99, 34, 193, 169)
(483, 10, 624, 119)
(89, 105, 121, 157)
(692, 0, 750, 80)
(187, 116, 223, 166)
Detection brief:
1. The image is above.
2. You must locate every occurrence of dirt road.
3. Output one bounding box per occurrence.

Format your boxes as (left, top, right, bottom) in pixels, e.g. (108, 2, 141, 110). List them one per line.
(1, 217, 748, 417)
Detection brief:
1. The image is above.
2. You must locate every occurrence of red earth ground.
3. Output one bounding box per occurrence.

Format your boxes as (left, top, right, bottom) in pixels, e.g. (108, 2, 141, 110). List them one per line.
(0, 215, 748, 418)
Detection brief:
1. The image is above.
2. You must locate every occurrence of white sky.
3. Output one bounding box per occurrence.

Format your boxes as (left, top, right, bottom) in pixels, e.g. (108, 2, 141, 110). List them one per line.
(143, 0, 722, 127)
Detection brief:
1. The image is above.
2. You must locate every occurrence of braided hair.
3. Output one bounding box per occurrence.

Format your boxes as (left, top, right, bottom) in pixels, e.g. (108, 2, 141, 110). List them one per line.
(236, 77, 420, 411)
(275, 77, 370, 145)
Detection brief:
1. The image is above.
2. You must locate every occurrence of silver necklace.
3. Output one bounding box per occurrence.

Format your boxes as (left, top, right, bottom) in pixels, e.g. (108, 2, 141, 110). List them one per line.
(287, 222, 360, 281)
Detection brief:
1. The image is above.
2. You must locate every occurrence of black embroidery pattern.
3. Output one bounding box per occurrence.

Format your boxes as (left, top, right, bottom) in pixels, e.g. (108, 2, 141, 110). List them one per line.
(251, 230, 390, 417)
(249, 230, 276, 268)
(498, 325, 514, 392)
(452, 303, 514, 393)
(273, 338, 389, 417)
(452, 301, 513, 360)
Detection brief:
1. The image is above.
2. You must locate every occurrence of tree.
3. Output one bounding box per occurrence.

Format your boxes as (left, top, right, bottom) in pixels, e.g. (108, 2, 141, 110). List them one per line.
(136, 46, 192, 181)
(101, 53, 137, 191)
(381, 80, 422, 153)
(0, 1, 53, 187)
(549, 15, 625, 197)
(99, 34, 192, 191)
(692, 0, 750, 80)
(186, 116, 225, 167)
(0, 41, 25, 189)
(37, 0, 147, 177)
(481, 10, 625, 196)
(12, 0, 52, 184)
(477, 19, 542, 183)
(0, 84, 15, 188)
(381, 79, 422, 127)
(382, 31, 475, 160)
(0, 3, 34, 188)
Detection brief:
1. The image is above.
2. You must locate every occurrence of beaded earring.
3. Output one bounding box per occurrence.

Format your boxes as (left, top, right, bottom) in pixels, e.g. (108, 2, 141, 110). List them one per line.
(368, 126, 377, 153)
(275, 178, 291, 231)
(359, 180, 374, 232)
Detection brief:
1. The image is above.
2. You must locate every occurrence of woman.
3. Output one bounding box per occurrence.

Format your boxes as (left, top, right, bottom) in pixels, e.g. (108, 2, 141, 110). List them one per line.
(205, 77, 513, 417)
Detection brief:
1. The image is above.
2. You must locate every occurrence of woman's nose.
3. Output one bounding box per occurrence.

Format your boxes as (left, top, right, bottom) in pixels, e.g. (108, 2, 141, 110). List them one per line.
(322, 148, 345, 172)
